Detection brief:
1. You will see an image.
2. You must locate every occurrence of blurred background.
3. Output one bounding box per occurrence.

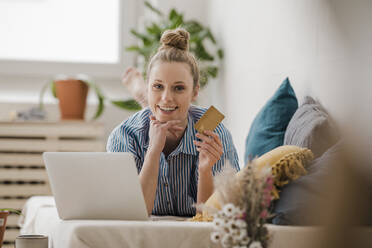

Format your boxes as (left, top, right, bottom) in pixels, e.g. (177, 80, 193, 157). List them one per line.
(0, 0, 372, 247)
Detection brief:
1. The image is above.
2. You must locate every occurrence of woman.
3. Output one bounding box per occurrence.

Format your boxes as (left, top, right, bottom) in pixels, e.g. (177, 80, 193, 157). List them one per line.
(107, 28, 239, 216)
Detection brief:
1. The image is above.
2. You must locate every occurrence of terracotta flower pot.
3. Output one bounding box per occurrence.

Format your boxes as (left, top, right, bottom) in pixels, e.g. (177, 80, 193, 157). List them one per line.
(0, 211, 9, 247)
(55, 79, 89, 120)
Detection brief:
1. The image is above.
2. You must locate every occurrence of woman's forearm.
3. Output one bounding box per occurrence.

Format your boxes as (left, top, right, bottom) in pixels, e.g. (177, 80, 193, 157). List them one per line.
(139, 149, 161, 215)
(196, 167, 214, 207)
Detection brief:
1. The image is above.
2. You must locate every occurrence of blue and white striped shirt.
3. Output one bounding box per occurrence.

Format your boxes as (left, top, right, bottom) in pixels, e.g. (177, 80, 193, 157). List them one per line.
(106, 105, 240, 216)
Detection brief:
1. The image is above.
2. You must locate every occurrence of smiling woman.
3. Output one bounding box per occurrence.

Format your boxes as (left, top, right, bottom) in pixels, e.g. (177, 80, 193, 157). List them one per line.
(148, 62, 197, 125)
(107, 28, 240, 217)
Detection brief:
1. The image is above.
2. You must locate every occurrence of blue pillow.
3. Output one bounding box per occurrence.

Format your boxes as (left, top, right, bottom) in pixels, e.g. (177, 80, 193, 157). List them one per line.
(244, 78, 298, 164)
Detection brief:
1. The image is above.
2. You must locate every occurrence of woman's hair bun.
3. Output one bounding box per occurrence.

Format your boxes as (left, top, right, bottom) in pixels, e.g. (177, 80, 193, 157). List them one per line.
(160, 28, 190, 51)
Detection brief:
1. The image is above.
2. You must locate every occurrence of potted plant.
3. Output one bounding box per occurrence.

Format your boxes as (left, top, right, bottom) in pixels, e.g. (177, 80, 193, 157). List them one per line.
(126, 1, 223, 88)
(0, 208, 22, 247)
(39, 75, 142, 121)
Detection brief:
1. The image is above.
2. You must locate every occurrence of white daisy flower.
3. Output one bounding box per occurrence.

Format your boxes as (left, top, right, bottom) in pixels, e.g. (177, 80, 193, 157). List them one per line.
(212, 217, 224, 230)
(222, 218, 232, 229)
(240, 236, 250, 245)
(236, 228, 247, 240)
(222, 226, 232, 236)
(226, 219, 239, 231)
(221, 234, 233, 248)
(210, 231, 221, 243)
(222, 203, 237, 217)
(249, 241, 263, 248)
(230, 226, 240, 236)
(236, 219, 247, 228)
(216, 211, 226, 219)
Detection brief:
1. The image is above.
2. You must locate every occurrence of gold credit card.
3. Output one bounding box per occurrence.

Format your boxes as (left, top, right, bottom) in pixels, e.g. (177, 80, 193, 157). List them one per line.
(195, 105, 225, 133)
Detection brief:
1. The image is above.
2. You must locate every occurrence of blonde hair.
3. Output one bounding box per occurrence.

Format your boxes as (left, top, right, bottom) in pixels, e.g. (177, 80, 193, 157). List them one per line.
(147, 28, 200, 88)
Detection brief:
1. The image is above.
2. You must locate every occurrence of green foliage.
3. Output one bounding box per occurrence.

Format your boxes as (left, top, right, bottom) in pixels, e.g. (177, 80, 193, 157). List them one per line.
(111, 99, 142, 111)
(0, 208, 22, 215)
(127, 1, 223, 88)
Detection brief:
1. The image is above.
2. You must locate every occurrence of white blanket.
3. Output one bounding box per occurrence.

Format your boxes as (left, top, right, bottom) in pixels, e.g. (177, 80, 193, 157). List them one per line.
(19, 196, 333, 248)
(19, 196, 58, 235)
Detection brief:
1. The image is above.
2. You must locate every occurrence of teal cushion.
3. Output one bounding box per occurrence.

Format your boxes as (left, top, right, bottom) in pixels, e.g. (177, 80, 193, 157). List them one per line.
(244, 78, 298, 164)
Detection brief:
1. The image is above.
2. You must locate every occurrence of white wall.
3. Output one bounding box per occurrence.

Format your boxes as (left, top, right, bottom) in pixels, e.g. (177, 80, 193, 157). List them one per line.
(207, 0, 372, 168)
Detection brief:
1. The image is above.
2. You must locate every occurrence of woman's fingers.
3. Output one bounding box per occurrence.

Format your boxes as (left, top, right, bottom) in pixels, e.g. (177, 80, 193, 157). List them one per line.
(149, 115, 160, 125)
(165, 119, 182, 127)
(164, 120, 183, 132)
(194, 130, 223, 163)
(169, 126, 184, 131)
(195, 132, 223, 153)
(149, 117, 184, 138)
(195, 144, 220, 160)
(167, 129, 178, 139)
(202, 130, 223, 147)
(194, 139, 222, 157)
(193, 140, 222, 160)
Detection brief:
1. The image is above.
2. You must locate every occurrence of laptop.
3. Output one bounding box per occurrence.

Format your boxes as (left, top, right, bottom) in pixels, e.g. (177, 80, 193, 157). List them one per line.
(43, 152, 148, 221)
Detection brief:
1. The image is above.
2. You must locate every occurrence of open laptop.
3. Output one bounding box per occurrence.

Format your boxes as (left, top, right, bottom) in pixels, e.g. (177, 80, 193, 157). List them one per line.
(43, 152, 148, 221)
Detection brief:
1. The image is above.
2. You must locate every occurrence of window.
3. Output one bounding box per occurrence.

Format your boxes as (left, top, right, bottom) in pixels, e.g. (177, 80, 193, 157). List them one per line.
(0, 0, 137, 77)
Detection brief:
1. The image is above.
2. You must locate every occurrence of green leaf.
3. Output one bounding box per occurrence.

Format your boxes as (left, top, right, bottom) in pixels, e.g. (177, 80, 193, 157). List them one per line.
(146, 23, 162, 36)
(130, 30, 152, 46)
(199, 71, 209, 88)
(198, 29, 209, 41)
(0, 208, 22, 215)
(126, 45, 141, 52)
(195, 43, 214, 61)
(169, 9, 178, 21)
(168, 9, 183, 28)
(144, 1, 163, 16)
(207, 29, 216, 44)
(183, 20, 203, 34)
(217, 49, 224, 59)
(84, 81, 106, 120)
(206, 66, 218, 78)
(51, 81, 57, 97)
(111, 99, 142, 111)
(39, 80, 56, 110)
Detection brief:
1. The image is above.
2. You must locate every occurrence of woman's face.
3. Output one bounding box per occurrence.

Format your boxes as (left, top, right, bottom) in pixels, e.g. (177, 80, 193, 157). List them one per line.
(147, 61, 198, 125)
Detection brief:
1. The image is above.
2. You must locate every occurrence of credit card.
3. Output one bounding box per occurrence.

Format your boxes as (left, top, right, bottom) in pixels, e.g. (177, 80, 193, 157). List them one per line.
(195, 106, 225, 133)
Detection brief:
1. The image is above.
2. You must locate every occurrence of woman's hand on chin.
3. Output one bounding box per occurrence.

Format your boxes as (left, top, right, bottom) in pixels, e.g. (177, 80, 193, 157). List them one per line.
(148, 115, 184, 154)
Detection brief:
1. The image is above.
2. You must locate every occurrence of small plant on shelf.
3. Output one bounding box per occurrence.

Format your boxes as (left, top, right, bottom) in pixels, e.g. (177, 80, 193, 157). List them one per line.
(39, 75, 142, 121)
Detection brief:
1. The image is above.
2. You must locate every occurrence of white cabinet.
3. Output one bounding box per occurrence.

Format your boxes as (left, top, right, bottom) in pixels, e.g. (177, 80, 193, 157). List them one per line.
(0, 121, 104, 247)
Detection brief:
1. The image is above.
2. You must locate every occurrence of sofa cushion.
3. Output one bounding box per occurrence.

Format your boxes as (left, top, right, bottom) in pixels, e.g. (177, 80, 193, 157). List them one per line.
(244, 78, 298, 165)
(272, 142, 342, 225)
(283, 96, 339, 159)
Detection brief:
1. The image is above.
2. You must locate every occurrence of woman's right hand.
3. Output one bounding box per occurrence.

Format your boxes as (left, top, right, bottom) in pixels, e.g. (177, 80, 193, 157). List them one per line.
(148, 115, 183, 154)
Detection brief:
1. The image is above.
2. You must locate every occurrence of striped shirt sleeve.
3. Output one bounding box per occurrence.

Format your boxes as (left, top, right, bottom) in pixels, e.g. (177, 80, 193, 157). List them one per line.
(106, 125, 135, 153)
(106, 124, 144, 173)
